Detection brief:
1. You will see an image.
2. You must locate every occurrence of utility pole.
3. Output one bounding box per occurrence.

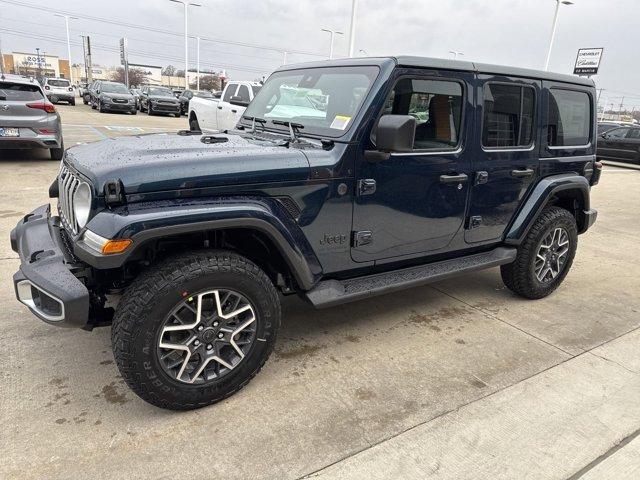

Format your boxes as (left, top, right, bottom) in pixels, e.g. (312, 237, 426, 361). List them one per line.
(449, 51, 464, 60)
(348, 0, 358, 57)
(619, 97, 625, 121)
(282, 51, 288, 65)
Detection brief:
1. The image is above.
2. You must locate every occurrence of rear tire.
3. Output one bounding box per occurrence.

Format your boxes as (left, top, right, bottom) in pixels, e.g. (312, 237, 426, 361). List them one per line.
(50, 140, 64, 161)
(189, 114, 201, 132)
(70, 98, 76, 106)
(111, 250, 280, 410)
(501, 206, 578, 299)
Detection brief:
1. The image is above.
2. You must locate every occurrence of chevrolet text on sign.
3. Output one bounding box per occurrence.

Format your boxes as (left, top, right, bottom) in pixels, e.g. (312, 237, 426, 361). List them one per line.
(574, 48, 604, 75)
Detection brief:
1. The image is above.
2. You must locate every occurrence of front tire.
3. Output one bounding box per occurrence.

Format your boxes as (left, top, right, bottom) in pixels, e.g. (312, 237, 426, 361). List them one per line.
(189, 114, 201, 132)
(501, 206, 578, 299)
(49, 140, 64, 160)
(111, 251, 281, 410)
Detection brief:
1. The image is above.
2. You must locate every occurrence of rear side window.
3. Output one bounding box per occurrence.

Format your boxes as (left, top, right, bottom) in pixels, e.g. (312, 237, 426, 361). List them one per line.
(0, 82, 43, 101)
(223, 84, 238, 102)
(626, 129, 640, 139)
(381, 78, 463, 150)
(237, 85, 251, 103)
(548, 89, 592, 147)
(482, 84, 535, 148)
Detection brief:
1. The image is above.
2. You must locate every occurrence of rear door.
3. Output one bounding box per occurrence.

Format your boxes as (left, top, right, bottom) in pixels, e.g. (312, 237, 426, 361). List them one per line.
(216, 82, 239, 131)
(352, 69, 473, 262)
(622, 127, 640, 161)
(465, 77, 540, 243)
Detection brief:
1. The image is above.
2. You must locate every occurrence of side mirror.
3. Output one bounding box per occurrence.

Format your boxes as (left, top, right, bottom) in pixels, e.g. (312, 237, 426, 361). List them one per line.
(365, 115, 416, 163)
(229, 95, 249, 107)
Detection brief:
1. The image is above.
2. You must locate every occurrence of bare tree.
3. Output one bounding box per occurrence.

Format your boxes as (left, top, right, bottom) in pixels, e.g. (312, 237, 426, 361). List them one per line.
(112, 67, 148, 86)
(162, 65, 176, 76)
(193, 75, 221, 92)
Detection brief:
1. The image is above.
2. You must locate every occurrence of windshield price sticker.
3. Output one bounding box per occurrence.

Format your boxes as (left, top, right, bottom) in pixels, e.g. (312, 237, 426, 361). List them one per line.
(330, 115, 351, 130)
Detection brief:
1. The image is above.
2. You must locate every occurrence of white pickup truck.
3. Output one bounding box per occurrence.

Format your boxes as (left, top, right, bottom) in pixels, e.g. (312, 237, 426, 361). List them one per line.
(188, 80, 261, 132)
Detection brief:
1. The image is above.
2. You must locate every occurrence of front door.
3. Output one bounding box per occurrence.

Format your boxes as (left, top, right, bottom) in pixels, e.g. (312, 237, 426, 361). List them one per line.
(465, 77, 540, 243)
(598, 127, 630, 160)
(621, 128, 640, 161)
(351, 70, 473, 263)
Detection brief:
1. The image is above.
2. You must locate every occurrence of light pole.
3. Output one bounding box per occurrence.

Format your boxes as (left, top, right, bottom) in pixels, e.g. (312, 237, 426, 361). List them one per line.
(321, 28, 344, 59)
(282, 51, 288, 65)
(196, 36, 200, 90)
(348, 0, 358, 57)
(169, 0, 201, 89)
(544, 0, 574, 71)
(449, 51, 464, 60)
(54, 14, 78, 84)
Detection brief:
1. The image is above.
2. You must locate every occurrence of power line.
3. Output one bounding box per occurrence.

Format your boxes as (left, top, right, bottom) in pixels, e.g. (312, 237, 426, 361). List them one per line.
(0, 0, 325, 57)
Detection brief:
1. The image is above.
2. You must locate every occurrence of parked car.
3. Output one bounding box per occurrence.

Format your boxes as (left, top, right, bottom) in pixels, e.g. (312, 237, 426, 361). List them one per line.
(597, 125, 640, 163)
(188, 80, 261, 132)
(42, 77, 75, 105)
(10, 56, 601, 410)
(0, 74, 64, 160)
(82, 81, 96, 105)
(139, 85, 181, 116)
(89, 81, 137, 114)
(130, 88, 141, 109)
(597, 122, 623, 135)
(178, 89, 214, 115)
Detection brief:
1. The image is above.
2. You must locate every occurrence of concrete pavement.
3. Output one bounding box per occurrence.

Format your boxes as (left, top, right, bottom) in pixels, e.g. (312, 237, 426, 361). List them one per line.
(0, 103, 639, 479)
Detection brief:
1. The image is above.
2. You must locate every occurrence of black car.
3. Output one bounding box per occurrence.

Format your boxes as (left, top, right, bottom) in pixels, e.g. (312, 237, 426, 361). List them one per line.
(11, 56, 601, 410)
(91, 81, 137, 114)
(178, 89, 214, 115)
(139, 86, 181, 116)
(597, 125, 640, 163)
(597, 122, 623, 135)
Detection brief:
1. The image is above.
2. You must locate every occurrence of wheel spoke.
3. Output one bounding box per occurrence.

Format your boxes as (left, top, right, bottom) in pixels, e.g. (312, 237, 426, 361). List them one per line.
(230, 316, 256, 358)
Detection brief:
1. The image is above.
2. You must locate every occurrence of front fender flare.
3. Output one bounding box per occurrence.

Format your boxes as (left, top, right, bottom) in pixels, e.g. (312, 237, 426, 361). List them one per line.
(505, 174, 590, 245)
(74, 197, 322, 290)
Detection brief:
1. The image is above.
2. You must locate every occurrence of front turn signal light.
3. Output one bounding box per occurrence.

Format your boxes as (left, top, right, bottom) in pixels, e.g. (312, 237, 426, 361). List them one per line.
(102, 239, 133, 255)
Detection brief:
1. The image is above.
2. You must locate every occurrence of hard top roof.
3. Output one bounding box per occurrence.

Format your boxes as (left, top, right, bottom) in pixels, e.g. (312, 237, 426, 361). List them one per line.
(277, 56, 595, 87)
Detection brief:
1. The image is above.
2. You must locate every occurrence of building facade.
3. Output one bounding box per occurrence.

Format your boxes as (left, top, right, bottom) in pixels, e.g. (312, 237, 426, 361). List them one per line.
(2, 52, 70, 79)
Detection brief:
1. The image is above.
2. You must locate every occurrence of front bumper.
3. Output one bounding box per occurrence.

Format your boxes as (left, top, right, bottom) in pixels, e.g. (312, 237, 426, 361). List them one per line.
(10, 205, 90, 327)
(102, 101, 136, 113)
(47, 93, 74, 103)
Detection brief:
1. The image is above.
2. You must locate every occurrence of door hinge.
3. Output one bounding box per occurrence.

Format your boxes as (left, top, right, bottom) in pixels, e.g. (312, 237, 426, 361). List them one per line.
(352, 230, 373, 247)
(469, 216, 482, 229)
(357, 179, 377, 196)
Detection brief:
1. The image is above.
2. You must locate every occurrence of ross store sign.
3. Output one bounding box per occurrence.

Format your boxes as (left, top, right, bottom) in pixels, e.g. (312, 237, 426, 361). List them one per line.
(574, 48, 604, 76)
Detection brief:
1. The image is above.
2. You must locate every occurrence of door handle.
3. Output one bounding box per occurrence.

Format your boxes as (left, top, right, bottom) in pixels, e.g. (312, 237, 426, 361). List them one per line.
(217, 106, 223, 110)
(231, 109, 237, 113)
(440, 173, 468, 184)
(511, 168, 535, 178)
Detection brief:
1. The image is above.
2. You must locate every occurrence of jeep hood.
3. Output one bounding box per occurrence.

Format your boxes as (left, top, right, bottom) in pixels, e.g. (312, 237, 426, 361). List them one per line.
(65, 133, 311, 195)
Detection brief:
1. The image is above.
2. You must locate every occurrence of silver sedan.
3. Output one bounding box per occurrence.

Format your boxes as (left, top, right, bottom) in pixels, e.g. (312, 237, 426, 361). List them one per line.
(0, 74, 64, 160)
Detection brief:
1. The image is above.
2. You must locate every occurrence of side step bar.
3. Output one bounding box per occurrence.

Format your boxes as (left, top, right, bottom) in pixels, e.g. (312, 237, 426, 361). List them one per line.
(305, 247, 517, 308)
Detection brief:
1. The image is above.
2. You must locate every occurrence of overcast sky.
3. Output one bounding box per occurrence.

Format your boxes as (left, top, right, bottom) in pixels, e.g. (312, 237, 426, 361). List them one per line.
(1, 0, 638, 108)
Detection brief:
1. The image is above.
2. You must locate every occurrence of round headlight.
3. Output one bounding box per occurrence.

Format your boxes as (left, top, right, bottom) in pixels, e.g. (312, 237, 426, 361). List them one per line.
(73, 182, 92, 229)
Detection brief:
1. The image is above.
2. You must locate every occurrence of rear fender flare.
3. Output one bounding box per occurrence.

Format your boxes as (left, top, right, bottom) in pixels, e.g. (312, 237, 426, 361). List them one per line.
(505, 174, 590, 245)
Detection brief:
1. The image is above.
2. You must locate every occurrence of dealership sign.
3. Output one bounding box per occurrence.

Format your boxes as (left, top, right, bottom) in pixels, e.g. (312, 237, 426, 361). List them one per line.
(574, 48, 604, 75)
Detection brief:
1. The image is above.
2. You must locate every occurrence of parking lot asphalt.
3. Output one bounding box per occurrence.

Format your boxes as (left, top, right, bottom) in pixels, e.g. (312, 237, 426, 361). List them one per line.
(1, 102, 640, 479)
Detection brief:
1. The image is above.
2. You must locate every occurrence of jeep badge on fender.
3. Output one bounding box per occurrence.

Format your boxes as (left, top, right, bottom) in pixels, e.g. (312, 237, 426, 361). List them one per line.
(10, 56, 600, 410)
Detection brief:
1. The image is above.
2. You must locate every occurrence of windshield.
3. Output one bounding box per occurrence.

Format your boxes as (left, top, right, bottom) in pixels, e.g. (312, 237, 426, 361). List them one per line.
(101, 83, 129, 94)
(195, 91, 214, 98)
(149, 87, 173, 97)
(48, 79, 70, 87)
(242, 66, 379, 137)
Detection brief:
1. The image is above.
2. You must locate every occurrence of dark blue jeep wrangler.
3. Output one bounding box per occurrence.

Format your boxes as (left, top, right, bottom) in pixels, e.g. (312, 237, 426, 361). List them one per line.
(11, 57, 601, 409)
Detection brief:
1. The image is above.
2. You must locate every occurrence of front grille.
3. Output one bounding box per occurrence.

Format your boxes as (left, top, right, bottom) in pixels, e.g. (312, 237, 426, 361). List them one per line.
(58, 165, 82, 235)
(113, 98, 128, 104)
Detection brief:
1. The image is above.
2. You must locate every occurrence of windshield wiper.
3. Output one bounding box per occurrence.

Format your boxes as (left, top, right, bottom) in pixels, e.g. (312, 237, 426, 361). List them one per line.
(242, 115, 267, 133)
(272, 120, 304, 143)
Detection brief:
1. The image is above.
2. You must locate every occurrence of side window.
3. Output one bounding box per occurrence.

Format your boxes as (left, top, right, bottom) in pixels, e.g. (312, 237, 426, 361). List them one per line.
(237, 85, 251, 103)
(626, 129, 640, 139)
(381, 78, 463, 151)
(222, 84, 238, 102)
(603, 128, 627, 139)
(548, 89, 592, 147)
(482, 84, 535, 148)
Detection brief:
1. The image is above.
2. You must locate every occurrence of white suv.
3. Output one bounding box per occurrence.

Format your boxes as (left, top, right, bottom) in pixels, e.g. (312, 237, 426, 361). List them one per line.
(42, 77, 75, 106)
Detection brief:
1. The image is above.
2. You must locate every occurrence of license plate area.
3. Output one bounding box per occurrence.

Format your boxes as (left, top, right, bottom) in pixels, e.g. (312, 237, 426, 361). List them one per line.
(0, 127, 20, 137)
